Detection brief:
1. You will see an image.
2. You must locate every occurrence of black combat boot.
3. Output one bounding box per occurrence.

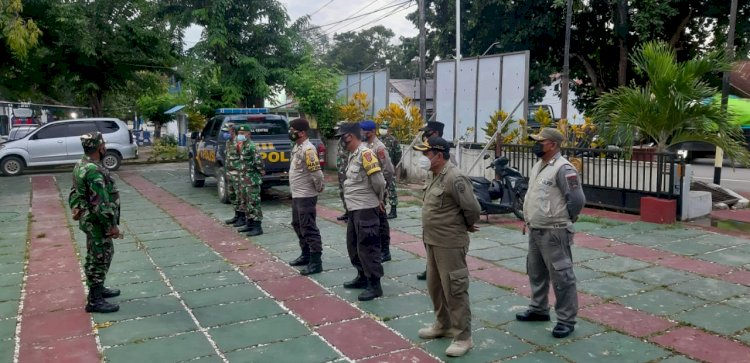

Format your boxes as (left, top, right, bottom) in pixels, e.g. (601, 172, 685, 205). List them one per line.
(381, 248, 392, 262)
(246, 220, 263, 237)
(417, 270, 427, 280)
(85, 286, 119, 313)
(336, 213, 348, 221)
(358, 277, 383, 301)
(289, 251, 310, 266)
(237, 218, 253, 232)
(233, 212, 246, 227)
(300, 252, 323, 275)
(101, 287, 121, 298)
(225, 210, 240, 225)
(343, 272, 368, 289)
(387, 206, 397, 219)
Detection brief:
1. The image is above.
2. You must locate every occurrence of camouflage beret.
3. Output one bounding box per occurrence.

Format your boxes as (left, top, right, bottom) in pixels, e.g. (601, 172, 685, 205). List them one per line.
(80, 131, 104, 151)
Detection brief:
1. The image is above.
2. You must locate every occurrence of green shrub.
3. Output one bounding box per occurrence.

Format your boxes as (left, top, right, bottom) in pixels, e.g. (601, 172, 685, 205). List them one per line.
(149, 136, 187, 161)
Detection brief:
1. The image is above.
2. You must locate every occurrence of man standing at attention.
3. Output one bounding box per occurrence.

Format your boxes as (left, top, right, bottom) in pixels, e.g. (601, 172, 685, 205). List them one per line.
(222, 123, 244, 226)
(413, 136, 480, 357)
(334, 121, 350, 222)
(379, 121, 401, 219)
(516, 128, 585, 339)
(361, 120, 394, 262)
(337, 122, 387, 301)
(287, 118, 325, 275)
(236, 124, 265, 236)
(69, 132, 121, 313)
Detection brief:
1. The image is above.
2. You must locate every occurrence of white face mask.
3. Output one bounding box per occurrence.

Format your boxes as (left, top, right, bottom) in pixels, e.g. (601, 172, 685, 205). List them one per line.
(418, 155, 432, 171)
(378, 129, 387, 136)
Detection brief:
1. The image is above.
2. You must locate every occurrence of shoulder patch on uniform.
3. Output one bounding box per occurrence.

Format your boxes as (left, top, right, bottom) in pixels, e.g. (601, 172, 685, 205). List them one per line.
(454, 178, 467, 194)
(565, 172, 580, 189)
(377, 148, 386, 160)
(305, 148, 321, 172)
(362, 150, 381, 175)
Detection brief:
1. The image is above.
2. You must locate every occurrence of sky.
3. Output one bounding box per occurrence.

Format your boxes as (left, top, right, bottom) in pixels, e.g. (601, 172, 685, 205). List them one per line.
(183, 0, 418, 49)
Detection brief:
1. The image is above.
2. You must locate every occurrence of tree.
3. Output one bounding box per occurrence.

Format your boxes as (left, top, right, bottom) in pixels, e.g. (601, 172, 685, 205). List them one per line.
(0, 0, 41, 58)
(326, 26, 398, 73)
(592, 41, 750, 165)
(136, 92, 188, 138)
(286, 60, 341, 138)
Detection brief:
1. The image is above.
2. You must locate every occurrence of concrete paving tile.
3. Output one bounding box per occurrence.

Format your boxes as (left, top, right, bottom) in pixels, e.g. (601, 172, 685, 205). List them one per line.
(0, 300, 19, 319)
(589, 225, 642, 239)
(689, 234, 747, 248)
(421, 327, 534, 362)
(736, 332, 750, 345)
(358, 293, 432, 320)
(210, 315, 309, 353)
(657, 355, 700, 363)
(309, 268, 358, 288)
(0, 318, 17, 341)
(580, 303, 677, 337)
(557, 331, 669, 362)
(316, 317, 411, 360)
(572, 246, 612, 262)
(657, 240, 722, 256)
(615, 233, 673, 246)
(496, 256, 527, 273)
(657, 256, 733, 277)
(670, 278, 750, 302)
(581, 256, 652, 274)
(472, 266, 529, 290)
(579, 276, 650, 298)
(0, 273, 23, 288)
(468, 246, 527, 261)
(697, 247, 750, 267)
(257, 275, 328, 301)
(573, 266, 605, 281)
(18, 333, 99, 363)
(650, 326, 750, 363)
(622, 266, 699, 286)
(286, 294, 362, 326)
(0, 287, 21, 302)
(149, 249, 223, 267)
(618, 290, 707, 316)
(134, 229, 193, 241)
(385, 312, 436, 342)
(91, 295, 184, 323)
(676, 304, 750, 335)
(104, 331, 216, 363)
(180, 284, 265, 308)
(112, 280, 171, 300)
(0, 262, 24, 275)
(192, 298, 285, 327)
(106, 268, 162, 286)
(169, 271, 248, 292)
(505, 351, 569, 363)
(225, 334, 340, 363)
(98, 311, 198, 346)
(504, 319, 605, 347)
(0, 339, 13, 363)
(108, 256, 157, 274)
(472, 294, 530, 327)
(140, 236, 204, 250)
(724, 295, 750, 310)
(19, 309, 92, 344)
(382, 258, 428, 277)
(160, 260, 234, 278)
(469, 280, 513, 302)
(22, 285, 85, 316)
(358, 347, 440, 363)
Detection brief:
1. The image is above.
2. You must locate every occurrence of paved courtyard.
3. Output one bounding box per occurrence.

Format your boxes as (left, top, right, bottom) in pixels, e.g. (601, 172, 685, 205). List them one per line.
(1, 163, 750, 362)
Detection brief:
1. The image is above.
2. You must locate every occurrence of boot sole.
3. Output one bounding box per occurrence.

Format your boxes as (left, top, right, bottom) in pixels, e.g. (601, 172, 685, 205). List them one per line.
(85, 305, 120, 313)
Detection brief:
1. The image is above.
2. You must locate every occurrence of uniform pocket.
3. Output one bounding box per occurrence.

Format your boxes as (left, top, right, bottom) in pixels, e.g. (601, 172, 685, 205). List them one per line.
(549, 229, 573, 271)
(449, 268, 470, 297)
(360, 218, 379, 238)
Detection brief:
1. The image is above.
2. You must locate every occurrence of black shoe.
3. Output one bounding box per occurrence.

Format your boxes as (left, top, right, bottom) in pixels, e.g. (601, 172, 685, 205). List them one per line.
(381, 249, 391, 262)
(246, 221, 263, 237)
(232, 212, 246, 227)
(387, 206, 397, 219)
(289, 254, 310, 266)
(237, 219, 253, 233)
(101, 287, 120, 298)
(336, 213, 348, 221)
(85, 286, 119, 313)
(343, 273, 368, 289)
(300, 253, 322, 275)
(552, 323, 575, 338)
(225, 211, 240, 225)
(417, 270, 427, 280)
(515, 310, 551, 322)
(358, 278, 383, 301)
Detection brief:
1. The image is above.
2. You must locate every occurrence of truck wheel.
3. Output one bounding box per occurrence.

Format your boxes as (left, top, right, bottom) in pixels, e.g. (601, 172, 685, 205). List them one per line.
(102, 151, 122, 171)
(1, 156, 25, 176)
(217, 172, 230, 204)
(189, 158, 205, 187)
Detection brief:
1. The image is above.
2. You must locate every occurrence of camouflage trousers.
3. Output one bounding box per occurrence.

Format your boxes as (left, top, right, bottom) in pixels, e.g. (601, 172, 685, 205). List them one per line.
(227, 170, 241, 209)
(240, 174, 263, 221)
(83, 223, 114, 289)
(386, 179, 398, 207)
(337, 171, 348, 212)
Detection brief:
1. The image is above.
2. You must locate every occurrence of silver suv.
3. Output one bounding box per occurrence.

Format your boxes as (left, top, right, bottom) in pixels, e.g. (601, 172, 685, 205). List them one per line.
(0, 118, 138, 176)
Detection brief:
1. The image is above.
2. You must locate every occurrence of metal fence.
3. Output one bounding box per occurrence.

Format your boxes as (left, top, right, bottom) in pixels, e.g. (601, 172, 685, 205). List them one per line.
(499, 144, 685, 213)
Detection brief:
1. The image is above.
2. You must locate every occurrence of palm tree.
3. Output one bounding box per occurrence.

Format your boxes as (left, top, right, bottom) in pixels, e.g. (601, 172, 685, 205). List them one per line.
(592, 41, 750, 165)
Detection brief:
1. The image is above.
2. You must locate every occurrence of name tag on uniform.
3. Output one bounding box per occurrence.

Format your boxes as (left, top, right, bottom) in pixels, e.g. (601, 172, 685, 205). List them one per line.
(538, 178, 553, 186)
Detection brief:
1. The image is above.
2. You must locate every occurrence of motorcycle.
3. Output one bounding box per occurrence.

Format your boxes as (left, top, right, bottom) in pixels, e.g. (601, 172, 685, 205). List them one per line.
(469, 155, 528, 220)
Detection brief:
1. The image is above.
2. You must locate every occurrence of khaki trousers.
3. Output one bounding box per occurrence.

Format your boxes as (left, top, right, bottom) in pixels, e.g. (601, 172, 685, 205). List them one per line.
(426, 244, 471, 340)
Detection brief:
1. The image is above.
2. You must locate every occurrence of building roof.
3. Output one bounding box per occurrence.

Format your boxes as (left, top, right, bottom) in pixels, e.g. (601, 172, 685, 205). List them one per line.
(389, 79, 434, 101)
(164, 105, 186, 114)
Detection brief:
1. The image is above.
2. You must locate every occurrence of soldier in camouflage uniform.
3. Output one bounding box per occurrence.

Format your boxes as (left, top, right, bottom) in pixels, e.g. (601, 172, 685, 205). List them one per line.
(236, 124, 265, 236)
(379, 121, 401, 219)
(223, 123, 244, 225)
(68, 131, 121, 313)
(334, 121, 351, 222)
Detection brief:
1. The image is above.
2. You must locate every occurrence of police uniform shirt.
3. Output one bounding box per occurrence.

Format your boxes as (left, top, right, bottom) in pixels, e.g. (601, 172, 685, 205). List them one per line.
(289, 139, 324, 198)
(343, 144, 386, 211)
(367, 137, 394, 181)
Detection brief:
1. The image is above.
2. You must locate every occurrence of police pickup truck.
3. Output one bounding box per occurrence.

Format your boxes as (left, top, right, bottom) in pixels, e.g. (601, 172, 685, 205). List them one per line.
(188, 108, 327, 203)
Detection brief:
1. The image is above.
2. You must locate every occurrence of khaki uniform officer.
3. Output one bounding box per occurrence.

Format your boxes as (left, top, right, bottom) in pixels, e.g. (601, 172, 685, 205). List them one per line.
(414, 136, 481, 358)
(287, 118, 325, 275)
(516, 128, 585, 339)
(337, 122, 388, 301)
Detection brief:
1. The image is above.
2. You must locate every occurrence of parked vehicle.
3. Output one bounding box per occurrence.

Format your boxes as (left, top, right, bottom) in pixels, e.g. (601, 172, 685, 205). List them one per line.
(469, 155, 527, 220)
(188, 108, 327, 203)
(1, 125, 40, 143)
(0, 118, 138, 176)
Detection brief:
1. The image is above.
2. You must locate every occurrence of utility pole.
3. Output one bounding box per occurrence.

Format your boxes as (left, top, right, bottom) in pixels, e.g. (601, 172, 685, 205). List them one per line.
(560, 0, 573, 120)
(454, 0, 462, 167)
(418, 0, 427, 121)
(715, 0, 738, 185)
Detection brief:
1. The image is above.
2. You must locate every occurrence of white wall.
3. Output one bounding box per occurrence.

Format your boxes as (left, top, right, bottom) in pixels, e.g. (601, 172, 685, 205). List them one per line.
(539, 79, 585, 124)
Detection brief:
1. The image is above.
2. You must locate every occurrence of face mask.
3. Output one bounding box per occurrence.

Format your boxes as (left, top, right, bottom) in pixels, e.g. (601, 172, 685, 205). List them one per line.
(418, 155, 432, 171)
(378, 129, 387, 136)
(288, 130, 299, 141)
(360, 132, 369, 141)
(532, 142, 545, 157)
(340, 135, 352, 148)
(221, 132, 230, 140)
(237, 134, 247, 142)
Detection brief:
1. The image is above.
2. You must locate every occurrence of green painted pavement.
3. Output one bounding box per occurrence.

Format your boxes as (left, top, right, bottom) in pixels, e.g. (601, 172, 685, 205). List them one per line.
(208, 315, 309, 352)
(617, 290, 707, 316)
(556, 331, 670, 362)
(224, 335, 339, 363)
(104, 331, 216, 362)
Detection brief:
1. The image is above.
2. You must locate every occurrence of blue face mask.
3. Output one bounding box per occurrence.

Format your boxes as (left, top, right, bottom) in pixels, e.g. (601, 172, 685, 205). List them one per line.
(237, 134, 247, 142)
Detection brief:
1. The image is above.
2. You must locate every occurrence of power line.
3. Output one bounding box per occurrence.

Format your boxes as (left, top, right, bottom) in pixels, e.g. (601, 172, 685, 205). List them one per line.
(341, 0, 414, 34)
(305, 0, 411, 33)
(323, 0, 401, 35)
(309, 0, 337, 17)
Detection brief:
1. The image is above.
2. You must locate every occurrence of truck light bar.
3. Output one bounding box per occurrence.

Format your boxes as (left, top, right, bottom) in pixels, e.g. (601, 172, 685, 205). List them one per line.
(215, 108, 269, 115)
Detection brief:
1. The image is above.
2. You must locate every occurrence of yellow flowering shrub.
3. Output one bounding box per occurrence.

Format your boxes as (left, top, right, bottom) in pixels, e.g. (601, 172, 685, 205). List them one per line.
(374, 97, 424, 143)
